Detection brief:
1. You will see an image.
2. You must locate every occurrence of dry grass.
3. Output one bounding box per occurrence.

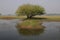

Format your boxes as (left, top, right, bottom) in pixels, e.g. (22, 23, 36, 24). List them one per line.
(33, 15, 60, 21)
(0, 15, 60, 21)
(0, 16, 26, 19)
(0, 15, 60, 19)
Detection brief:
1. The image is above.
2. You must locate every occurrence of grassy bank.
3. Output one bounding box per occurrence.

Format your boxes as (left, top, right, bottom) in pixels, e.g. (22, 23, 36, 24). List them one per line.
(0, 16, 26, 19)
(0, 16, 60, 21)
(33, 15, 60, 21)
(0, 16, 60, 19)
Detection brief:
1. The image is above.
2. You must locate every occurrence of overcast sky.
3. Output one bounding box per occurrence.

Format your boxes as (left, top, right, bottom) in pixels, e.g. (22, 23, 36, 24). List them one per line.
(0, 0, 60, 15)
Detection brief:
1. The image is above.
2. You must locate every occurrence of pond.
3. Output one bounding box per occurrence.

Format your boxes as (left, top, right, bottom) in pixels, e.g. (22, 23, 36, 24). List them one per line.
(0, 19, 60, 40)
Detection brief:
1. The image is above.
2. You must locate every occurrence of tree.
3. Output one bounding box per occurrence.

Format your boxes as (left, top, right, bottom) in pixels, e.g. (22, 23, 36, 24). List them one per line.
(16, 4, 45, 18)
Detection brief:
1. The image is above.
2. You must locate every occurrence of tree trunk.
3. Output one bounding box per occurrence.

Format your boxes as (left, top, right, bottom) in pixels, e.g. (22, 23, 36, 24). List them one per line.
(27, 15, 32, 19)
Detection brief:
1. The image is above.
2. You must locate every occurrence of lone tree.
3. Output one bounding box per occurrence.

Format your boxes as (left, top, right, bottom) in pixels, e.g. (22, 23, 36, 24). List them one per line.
(16, 4, 45, 18)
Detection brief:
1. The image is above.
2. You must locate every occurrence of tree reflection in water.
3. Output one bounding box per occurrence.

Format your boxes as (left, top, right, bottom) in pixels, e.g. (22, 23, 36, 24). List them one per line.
(17, 28, 44, 36)
(16, 24, 45, 36)
(17, 27, 44, 35)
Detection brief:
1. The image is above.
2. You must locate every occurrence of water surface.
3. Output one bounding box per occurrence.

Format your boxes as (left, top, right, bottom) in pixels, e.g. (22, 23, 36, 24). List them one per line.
(0, 19, 60, 40)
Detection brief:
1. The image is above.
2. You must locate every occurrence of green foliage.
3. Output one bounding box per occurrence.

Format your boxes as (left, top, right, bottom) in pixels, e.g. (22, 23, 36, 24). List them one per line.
(16, 4, 45, 18)
(20, 20, 41, 27)
(17, 20, 45, 29)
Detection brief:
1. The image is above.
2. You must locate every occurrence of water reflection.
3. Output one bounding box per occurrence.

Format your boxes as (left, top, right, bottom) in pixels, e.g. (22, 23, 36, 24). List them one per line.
(16, 23, 45, 36)
(18, 29, 44, 35)
(0, 19, 60, 40)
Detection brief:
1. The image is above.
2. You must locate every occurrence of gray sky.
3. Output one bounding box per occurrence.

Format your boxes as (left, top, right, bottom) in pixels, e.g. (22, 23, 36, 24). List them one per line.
(0, 0, 60, 15)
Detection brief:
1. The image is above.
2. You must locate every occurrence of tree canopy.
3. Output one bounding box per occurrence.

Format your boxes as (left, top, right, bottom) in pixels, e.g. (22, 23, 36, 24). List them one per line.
(16, 4, 45, 18)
